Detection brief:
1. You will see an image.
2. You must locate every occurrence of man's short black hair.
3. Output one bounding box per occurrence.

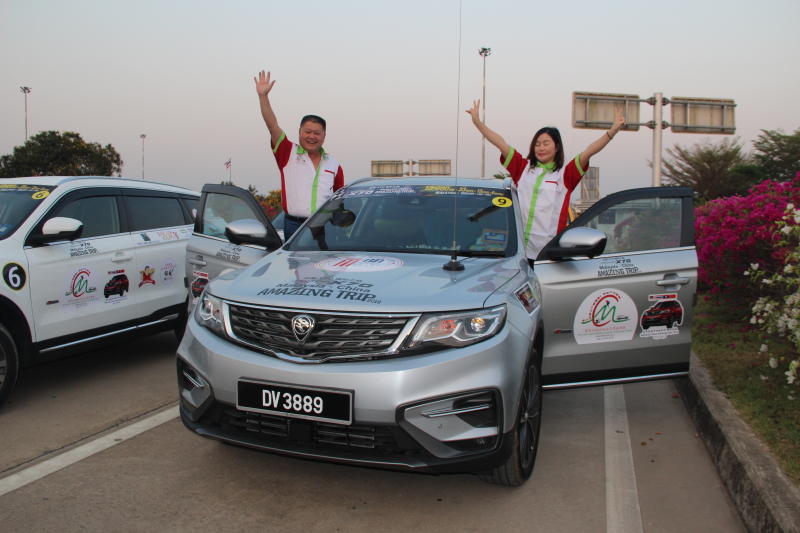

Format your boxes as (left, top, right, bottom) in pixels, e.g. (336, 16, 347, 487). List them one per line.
(300, 114, 326, 131)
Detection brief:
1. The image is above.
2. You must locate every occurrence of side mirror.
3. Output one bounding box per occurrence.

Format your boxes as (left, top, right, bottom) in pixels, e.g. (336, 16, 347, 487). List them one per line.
(225, 219, 282, 250)
(29, 217, 84, 246)
(541, 227, 607, 260)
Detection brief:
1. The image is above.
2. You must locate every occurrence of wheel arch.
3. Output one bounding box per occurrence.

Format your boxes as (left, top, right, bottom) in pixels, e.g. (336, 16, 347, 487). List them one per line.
(0, 294, 34, 364)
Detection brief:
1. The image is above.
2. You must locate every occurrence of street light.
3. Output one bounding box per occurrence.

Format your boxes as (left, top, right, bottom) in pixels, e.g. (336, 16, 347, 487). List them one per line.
(478, 47, 491, 177)
(20, 86, 31, 141)
(139, 134, 146, 179)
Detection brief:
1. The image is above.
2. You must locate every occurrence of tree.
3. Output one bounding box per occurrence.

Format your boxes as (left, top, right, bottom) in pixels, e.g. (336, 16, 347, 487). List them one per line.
(661, 138, 761, 203)
(752, 128, 800, 181)
(0, 131, 122, 177)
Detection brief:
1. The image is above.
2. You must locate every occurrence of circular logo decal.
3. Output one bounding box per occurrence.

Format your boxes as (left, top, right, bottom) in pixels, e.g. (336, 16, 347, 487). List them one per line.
(32, 190, 50, 200)
(3, 263, 26, 290)
(573, 288, 637, 345)
(492, 196, 512, 208)
(316, 256, 403, 272)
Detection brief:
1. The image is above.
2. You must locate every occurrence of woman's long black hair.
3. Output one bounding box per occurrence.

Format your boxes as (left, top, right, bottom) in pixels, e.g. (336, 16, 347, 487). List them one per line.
(527, 127, 564, 170)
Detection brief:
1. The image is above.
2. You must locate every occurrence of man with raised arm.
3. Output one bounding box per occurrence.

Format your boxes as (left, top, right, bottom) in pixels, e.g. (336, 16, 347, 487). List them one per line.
(255, 70, 345, 239)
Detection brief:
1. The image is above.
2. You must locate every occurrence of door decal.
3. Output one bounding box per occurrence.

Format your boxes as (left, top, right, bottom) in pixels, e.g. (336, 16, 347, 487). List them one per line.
(573, 288, 637, 344)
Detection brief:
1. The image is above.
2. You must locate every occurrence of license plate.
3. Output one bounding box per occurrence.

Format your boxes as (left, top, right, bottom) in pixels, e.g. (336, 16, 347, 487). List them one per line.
(237, 380, 353, 425)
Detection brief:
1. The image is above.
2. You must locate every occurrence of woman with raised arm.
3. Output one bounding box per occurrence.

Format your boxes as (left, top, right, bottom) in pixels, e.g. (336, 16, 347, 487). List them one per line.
(467, 101, 624, 261)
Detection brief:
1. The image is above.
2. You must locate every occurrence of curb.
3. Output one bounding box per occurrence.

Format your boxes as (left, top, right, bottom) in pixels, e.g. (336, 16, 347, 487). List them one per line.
(675, 353, 800, 533)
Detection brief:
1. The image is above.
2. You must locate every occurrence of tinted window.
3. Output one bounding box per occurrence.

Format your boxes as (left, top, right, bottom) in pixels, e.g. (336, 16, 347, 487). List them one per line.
(0, 185, 55, 240)
(125, 196, 186, 231)
(576, 197, 682, 253)
(201, 193, 261, 239)
(50, 195, 120, 239)
(182, 197, 199, 222)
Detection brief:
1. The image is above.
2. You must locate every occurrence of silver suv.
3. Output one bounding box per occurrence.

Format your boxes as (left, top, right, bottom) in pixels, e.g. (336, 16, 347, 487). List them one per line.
(0, 176, 199, 405)
(178, 178, 696, 485)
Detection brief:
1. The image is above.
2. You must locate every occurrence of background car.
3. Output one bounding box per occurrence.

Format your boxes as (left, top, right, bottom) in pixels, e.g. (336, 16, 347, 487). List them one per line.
(0, 176, 199, 406)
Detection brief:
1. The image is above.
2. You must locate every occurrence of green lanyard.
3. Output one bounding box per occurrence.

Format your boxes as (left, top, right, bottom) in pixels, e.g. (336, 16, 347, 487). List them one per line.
(523, 162, 555, 246)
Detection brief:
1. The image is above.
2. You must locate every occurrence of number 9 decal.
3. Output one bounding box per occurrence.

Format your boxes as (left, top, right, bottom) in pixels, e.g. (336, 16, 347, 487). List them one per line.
(3, 263, 26, 291)
(492, 196, 512, 208)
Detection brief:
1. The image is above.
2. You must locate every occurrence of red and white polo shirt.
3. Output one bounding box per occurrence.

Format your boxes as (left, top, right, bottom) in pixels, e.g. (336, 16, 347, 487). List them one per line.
(502, 148, 586, 259)
(272, 132, 344, 218)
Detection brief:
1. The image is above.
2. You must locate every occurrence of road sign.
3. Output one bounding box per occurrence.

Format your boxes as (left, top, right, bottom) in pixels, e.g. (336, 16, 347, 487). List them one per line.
(670, 97, 735, 134)
(572, 92, 640, 131)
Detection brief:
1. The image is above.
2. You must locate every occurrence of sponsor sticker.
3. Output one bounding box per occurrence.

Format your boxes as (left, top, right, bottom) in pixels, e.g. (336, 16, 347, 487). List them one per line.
(161, 260, 177, 283)
(639, 293, 684, 340)
(191, 271, 209, 300)
(316, 256, 403, 273)
(573, 288, 638, 344)
(597, 256, 639, 278)
(103, 270, 129, 303)
(139, 265, 156, 287)
(70, 241, 99, 257)
(515, 283, 537, 314)
(63, 267, 98, 307)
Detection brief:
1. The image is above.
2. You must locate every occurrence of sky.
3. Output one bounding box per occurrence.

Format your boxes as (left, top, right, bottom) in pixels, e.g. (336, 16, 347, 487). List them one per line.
(2, 0, 799, 199)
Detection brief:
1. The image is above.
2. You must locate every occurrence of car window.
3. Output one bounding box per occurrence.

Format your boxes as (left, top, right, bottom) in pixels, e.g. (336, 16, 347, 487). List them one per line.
(201, 192, 261, 239)
(50, 195, 120, 238)
(0, 185, 55, 240)
(575, 196, 682, 253)
(288, 184, 516, 256)
(182, 197, 199, 222)
(125, 196, 186, 231)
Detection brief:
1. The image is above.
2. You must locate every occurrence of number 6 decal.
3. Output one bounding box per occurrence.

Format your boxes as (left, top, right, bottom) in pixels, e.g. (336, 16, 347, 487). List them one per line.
(3, 263, 26, 291)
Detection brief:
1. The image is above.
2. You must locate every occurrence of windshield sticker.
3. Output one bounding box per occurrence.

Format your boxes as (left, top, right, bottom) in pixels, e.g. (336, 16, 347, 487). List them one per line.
(139, 266, 156, 287)
(639, 293, 684, 340)
(70, 241, 99, 257)
(515, 283, 537, 314)
(573, 288, 637, 344)
(161, 260, 177, 283)
(597, 257, 640, 278)
(257, 278, 382, 304)
(63, 267, 98, 307)
(3, 263, 26, 291)
(103, 270, 129, 303)
(191, 271, 209, 299)
(316, 256, 403, 273)
(338, 184, 507, 199)
(31, 190, 50, 200)
(0, 184, 55, 193)
(492, 196, 512, 208)
(216, 244, 243, 264)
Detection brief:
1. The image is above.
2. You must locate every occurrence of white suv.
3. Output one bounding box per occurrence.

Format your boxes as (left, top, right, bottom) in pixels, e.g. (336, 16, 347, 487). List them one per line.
(0, 176, 199, 405)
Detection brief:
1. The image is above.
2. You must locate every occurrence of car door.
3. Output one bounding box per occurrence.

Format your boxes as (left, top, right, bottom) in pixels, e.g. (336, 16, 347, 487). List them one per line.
(186, 184, 281, 303)
(24, 187, 139, 345)
(122, 190, 195, 321)
(534, 186, 696, 387)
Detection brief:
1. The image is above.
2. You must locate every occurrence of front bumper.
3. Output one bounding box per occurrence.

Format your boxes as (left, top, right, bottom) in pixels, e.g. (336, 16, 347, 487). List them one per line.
(177, 312, 532, 472)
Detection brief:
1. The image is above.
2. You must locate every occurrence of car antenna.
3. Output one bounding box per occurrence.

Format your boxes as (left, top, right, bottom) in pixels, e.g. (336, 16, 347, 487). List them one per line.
(443, 0, 464, 272)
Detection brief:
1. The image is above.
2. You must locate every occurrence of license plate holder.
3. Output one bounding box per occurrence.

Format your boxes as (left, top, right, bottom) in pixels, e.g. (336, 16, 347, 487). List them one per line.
(237, 380, 353, 425)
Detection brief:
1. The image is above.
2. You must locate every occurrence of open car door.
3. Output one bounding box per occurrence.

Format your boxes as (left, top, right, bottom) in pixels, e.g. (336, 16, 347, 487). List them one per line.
(186, 184, 282, 304)
(534, 186, 696, 388)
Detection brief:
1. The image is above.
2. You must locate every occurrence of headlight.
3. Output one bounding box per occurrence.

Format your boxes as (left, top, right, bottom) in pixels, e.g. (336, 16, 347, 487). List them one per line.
(194, 291, 227, 337)
(406, 305, 506, 349)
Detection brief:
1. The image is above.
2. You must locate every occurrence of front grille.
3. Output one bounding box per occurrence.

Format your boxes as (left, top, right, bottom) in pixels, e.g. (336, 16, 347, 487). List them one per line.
(227, 304, 415, 361)
(217, 405, 425, 458)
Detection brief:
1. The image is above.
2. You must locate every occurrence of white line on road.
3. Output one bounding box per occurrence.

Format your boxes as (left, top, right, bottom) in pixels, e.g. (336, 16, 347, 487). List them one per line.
(604, 385, 644, 533)
(0, 405, 179, 497)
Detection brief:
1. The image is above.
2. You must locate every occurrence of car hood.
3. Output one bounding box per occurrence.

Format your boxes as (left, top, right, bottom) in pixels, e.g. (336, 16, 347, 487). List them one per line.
(207, 249, 522, 313)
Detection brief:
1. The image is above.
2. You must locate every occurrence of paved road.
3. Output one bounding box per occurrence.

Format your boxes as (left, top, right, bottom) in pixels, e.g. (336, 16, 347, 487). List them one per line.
(0, 333, 744, 532)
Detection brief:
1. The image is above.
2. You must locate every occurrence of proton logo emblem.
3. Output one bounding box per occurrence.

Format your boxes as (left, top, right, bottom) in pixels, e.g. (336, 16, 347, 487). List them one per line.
(291, 314, 315, 343)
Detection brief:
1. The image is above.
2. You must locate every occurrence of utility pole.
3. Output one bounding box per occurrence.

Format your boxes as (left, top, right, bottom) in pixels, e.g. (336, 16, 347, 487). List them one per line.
(140, 134, 146, 179)
(20, 86, 31, 141)
(478, 47, 491, 178)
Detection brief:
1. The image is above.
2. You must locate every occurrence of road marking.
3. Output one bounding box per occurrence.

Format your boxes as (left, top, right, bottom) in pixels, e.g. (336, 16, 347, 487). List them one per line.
(0, 405, 179, 497)
(604, 385, 644, 533)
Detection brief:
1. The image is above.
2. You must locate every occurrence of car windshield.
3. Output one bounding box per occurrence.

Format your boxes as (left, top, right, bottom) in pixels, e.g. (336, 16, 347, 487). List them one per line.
(0, 184, 54, 240)
(287, 183, 517, 257)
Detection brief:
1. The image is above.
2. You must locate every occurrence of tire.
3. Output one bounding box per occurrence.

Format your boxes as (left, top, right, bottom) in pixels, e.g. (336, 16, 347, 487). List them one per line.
(480, 354, 542, 486)
(0, 324, 20, 408)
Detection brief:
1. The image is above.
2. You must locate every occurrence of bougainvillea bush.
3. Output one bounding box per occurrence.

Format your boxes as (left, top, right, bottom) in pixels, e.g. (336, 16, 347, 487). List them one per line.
(695, 173, 800, 297)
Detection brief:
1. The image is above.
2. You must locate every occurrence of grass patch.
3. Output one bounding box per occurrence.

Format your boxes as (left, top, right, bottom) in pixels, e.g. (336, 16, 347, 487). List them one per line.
(693, 293, 800, 484)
